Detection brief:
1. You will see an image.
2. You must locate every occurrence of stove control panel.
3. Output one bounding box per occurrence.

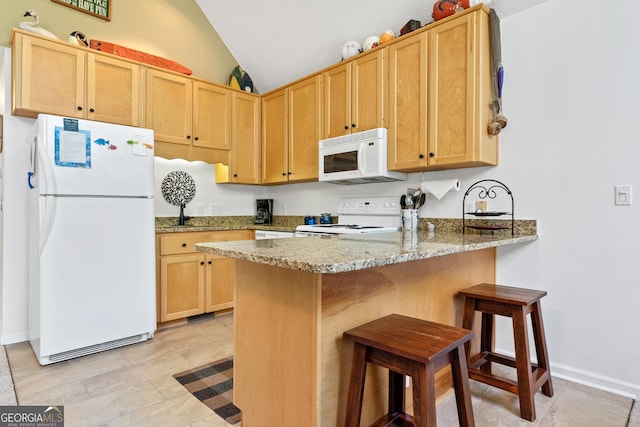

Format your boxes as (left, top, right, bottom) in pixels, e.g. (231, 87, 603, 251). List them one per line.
(337, 197, 401, 216)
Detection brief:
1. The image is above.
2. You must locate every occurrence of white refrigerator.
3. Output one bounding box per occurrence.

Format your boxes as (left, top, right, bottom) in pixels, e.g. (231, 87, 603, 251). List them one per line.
(26, 114, 156, 365)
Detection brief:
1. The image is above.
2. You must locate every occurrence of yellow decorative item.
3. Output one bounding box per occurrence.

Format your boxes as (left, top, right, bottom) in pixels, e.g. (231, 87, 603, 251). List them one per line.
(379, 30, 396, 44)
(229, 65, 255, 93)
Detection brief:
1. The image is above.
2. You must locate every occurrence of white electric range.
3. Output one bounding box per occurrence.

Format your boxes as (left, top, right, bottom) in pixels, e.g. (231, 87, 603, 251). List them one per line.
(295, 196, 401, 236)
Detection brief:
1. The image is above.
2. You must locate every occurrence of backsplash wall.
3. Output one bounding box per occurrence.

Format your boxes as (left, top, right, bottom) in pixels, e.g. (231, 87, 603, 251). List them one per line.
(153, 157, 500, 219)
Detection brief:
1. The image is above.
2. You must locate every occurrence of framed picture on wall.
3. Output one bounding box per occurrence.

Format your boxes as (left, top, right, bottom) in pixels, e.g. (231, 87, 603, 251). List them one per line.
(51, 0, 111, 21)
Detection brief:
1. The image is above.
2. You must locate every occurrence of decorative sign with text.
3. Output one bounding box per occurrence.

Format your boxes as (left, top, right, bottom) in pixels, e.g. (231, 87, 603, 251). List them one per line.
(52, 0, 111, 21)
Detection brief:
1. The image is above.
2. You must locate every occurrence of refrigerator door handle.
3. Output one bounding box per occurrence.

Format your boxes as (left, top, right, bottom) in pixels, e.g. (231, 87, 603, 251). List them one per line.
(40, 195, 56, 255)
(36, 136, 58, 195)
(36, 136, 58, 254)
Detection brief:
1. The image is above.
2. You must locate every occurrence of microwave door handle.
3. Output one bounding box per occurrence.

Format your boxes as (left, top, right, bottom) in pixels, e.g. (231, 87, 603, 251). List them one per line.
(357, 144, 366, 175)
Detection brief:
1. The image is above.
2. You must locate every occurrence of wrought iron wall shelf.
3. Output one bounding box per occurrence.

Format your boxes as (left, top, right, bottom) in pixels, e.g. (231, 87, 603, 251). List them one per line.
(463, 179, 514, 235)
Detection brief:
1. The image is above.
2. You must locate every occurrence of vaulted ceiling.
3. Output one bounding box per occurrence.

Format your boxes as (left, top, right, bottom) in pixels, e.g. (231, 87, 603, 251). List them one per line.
(195, 0, 552, 94)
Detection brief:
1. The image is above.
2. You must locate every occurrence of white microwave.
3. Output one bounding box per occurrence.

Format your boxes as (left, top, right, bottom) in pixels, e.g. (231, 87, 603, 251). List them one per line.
(318, 128, 407, 184)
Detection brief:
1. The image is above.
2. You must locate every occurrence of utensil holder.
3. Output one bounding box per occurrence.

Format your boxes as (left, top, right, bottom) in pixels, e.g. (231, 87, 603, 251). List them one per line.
(401, 209, 418, 230)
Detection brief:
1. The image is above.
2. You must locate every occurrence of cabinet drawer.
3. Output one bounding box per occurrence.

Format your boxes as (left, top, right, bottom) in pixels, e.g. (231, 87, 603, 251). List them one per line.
(159, 230, 252, 255)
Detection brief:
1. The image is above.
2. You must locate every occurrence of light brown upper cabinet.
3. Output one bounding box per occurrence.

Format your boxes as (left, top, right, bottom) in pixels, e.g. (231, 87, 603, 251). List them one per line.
(12, 29, 141, 126)
(262, 75, 323, 184)
(146, 68, 232, 164)
(228, 91, 262, 184)
(323, 49, 386, 138)
(388, 7, 498, 172)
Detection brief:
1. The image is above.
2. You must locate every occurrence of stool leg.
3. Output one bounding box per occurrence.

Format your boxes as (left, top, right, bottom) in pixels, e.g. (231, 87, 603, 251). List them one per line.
(462, 297, 476, 362)
(412, 361, 437, 427)
(450, 345, 476, 427)
(388, 371, 406, 415)
(512, 305, 536, 421)
(480, 312, 494, 373)
(345, 342, 368, 427)
(531, 301, 554, 397)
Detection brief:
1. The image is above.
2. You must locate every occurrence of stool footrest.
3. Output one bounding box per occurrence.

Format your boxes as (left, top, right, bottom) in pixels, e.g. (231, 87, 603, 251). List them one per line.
(469, 351, 551, 397)
(469, 351, 517, 370)
(370, 412, 415, 427)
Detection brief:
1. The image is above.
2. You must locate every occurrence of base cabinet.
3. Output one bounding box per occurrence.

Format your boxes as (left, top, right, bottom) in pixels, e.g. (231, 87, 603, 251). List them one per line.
(160, 254, 205, 321)
(156, 230, 252, 322)
(205, 255, 235, 312)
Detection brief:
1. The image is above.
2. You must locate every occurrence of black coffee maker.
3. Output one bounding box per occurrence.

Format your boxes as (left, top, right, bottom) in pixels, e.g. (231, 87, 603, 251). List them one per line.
(255, 199, 273, 224)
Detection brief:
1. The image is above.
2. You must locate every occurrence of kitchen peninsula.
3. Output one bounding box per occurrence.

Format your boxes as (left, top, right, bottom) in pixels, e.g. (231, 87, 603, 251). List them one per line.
(195, 230, 537, 426)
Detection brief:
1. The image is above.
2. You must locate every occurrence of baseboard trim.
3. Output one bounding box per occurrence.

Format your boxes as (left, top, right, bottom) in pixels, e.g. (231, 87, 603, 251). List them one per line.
(0, 332, 28, 346)
(551, 361, 640, 399)
(496, 346, 640, 399)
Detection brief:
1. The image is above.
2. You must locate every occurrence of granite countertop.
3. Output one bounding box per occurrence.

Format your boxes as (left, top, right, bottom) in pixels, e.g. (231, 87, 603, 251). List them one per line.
(155, 224, 296, 233)
(195, 231, 537, 274)
(155, 216, 300, 234)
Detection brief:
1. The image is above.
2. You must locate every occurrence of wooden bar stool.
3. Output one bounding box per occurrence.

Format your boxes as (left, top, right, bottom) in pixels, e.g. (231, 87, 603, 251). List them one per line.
(343, 314, 475, 427)
(459, 283, 553, 422)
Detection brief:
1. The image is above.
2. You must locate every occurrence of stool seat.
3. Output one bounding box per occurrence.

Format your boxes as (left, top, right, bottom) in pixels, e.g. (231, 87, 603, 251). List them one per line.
(460, 283, 553, 422)
(343, 314, 475, 427)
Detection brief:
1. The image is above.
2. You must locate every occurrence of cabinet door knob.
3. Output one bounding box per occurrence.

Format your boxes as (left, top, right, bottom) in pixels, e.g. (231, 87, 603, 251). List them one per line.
(77, 106, 83, 111)
(344, 125, 349, 130)
(200, 261, 205, 265)
(89, 108, 95, 113)
(233, 173, 238, 178)
(208, 261, 212, 265)
(282, 172, 287, 176)
(351, 123, 356, 128)
(429, 152, 435, 157)
(181, 243, 187, 247)
(194, 136, 199, 141)
(419, 154, 425, 159)
(288, 171, 292, 175)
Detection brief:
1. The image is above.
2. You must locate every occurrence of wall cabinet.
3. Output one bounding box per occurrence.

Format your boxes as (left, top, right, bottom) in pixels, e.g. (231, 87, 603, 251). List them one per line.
(156, 230, 253, 322)
(262, 75, 322, 184)
(323, 49, 386, 138)
(388, 8, 497, 172)
(12, 29, 141, 126)
(12, 5, 496, 178)
(228, 91, 262, 184)
(146, 68, 232, 164)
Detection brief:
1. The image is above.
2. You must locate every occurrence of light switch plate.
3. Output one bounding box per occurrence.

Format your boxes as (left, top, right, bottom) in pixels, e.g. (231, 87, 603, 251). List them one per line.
(615, 185, 632, 206)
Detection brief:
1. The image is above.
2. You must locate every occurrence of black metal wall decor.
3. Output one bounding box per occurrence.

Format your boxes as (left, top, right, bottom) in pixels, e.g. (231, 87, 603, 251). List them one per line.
(161, 171, 196, 225)
(462, 179, 514, 235)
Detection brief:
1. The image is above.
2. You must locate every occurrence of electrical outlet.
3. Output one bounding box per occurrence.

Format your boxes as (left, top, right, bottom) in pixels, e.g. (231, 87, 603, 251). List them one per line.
(209, 203, 222, 215)
(464, 200, 475, 213)
(475, 201, 488, 212)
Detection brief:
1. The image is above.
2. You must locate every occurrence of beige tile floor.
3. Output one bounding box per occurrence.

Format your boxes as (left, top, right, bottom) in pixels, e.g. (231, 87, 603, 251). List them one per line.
(3, 313, 639, 427)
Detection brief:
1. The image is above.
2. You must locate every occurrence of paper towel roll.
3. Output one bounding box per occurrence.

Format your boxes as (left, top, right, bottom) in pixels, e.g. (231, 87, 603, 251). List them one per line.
(420, 179, 460, 200)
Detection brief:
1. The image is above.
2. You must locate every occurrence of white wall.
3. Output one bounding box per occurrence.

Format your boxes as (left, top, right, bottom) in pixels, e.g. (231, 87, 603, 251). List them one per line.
(154, 157, 474, 218)
(2, 0, 639, 398)
(0, 48, 37, 344)
(494, 0, 640, 397)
